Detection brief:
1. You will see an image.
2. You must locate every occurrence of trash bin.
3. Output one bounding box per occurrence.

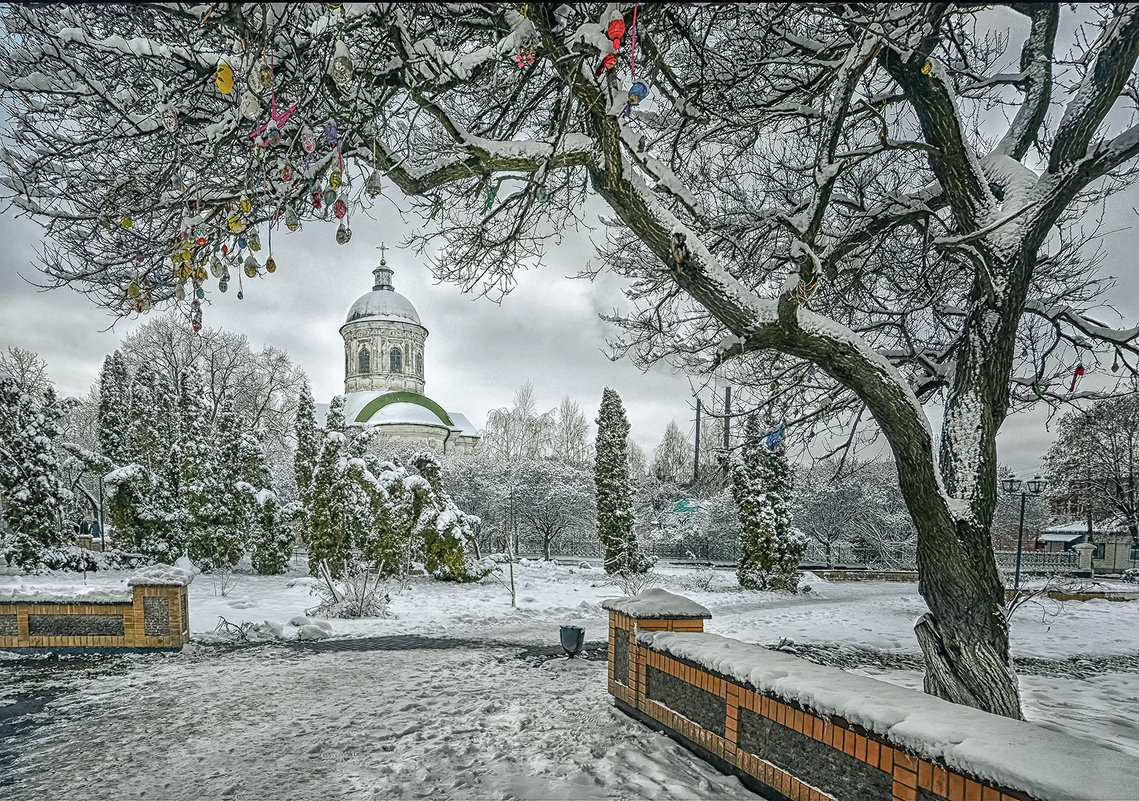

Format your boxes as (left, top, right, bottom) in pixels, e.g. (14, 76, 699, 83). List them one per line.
(560, 625, 585, 658)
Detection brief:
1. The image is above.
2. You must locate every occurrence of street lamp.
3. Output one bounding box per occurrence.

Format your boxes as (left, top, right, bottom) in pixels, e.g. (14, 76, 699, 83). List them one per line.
(1000, 474, 1047, 592)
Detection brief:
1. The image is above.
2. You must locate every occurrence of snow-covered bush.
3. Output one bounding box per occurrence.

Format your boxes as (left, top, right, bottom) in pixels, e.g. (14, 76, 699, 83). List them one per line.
(1121, 569, 1139, 585)
(307, 558, 394, 619)
(28, 546, 154, 573)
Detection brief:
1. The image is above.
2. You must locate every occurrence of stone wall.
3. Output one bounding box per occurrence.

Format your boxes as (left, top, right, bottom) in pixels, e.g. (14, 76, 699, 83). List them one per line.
(0, 583, 189, 653)
(606, 594, 1139, 801)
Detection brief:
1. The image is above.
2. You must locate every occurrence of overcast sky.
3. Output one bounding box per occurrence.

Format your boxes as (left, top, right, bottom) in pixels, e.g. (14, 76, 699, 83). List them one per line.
(3, 125, 1139, 477)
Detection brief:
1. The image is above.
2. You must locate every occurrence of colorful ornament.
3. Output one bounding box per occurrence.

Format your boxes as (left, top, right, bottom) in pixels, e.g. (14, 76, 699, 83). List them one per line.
(249, 231, 261, 251)
(323, 120, 339, 145)
(219, 279, 228, 293)
(608, 18, 625, 49)
(333, 195, 348, 219)
(281, 163, 294, 182)
(312, 191, 322, 210)
(322, 187, 336, 207)
(330, 171, 342, 190)
(628, 81, 649, 105)
(336, 223, 352, 244)
(594, 52, 617, 77)
(194, 266, 207, 282)
(301, 127, 317, 153)
(285, 207, 300, 230)
(921, 60, 933, 75)
(120, 215, 133, 228)
(228, 216, 245, 233)
(215, 61, 235, 94)
(1069, 364, 1085, 392)
(244, 255, 259, 277)
(238, 235, 248, 249)
(210, 257, 224, 278)
(195, 287, 205, 300)
(126, 281, 140, 299)
(134, 298, 145, 314)
(240, 196, 253, 213)
(265, 122, 281, 147)
(332, 41, 354, 86)
(175, 282, 186, 300)
(265, 257, 277, 274)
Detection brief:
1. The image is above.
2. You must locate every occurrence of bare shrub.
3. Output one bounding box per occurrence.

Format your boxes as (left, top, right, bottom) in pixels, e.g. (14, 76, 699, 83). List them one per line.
(307, 558, 394, 619)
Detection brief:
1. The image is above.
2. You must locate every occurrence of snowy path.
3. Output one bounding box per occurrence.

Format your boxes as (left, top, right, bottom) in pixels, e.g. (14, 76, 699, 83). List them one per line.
(3, 645, 756, 801)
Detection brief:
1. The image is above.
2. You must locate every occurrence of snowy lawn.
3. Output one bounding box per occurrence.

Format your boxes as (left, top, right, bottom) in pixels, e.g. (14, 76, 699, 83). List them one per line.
(3, 562, 1139, 797)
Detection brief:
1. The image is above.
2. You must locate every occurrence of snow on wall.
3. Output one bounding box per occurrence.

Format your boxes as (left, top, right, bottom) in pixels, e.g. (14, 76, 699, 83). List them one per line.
(602, 588, 712, 619)
(127, 563, 195, 588)
(640, 631, 1139, 800)
(0, 585, 131, 604)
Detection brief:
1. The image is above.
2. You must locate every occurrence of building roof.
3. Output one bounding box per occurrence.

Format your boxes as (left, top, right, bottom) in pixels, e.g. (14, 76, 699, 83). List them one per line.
(342, 255, 424, 329)
(1042, 518, 1129, 535)
(341, 391, 479, 439)
(1037, 531, 1084, 543)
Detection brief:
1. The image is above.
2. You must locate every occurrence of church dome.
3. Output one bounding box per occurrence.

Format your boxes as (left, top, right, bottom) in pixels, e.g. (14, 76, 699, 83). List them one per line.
(345, 290, 421, 326)
(343, 252, 424, 328)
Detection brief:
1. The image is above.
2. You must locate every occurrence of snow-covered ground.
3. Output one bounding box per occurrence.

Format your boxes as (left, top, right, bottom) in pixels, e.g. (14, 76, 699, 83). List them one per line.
(2, 561, 1138, 798)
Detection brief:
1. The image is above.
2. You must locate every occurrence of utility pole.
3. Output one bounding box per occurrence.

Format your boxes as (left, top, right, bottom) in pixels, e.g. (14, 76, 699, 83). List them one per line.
(693, 398, 701, 480)
(723, 386, 731, 454)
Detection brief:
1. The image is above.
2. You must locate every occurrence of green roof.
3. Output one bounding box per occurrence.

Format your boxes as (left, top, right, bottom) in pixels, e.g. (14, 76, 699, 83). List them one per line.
(353, 391, 455, 426)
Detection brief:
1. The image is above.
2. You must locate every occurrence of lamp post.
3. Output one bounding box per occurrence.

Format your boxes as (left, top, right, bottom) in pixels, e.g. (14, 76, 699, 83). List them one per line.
(1000, 474, 1047, 593)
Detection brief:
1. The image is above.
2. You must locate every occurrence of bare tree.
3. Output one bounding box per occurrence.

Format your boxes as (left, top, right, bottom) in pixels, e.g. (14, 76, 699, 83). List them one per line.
(4, 3, 1139, 718)
(652, 420, 694, 483)
(480, 382, 555, 460)
(551, 395, 592, 466)
(0, 347, 50, 396)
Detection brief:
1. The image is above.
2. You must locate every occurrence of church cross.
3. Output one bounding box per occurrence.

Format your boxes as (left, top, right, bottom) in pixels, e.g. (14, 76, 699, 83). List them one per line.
(377, 242, 388, 261)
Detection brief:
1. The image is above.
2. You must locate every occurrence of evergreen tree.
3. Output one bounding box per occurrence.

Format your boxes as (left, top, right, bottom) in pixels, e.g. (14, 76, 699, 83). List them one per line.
(189, 396, 247, 570)
(325, 394, 347, 433)
(594, 388, 647, 576)
(0, 377, 72, 566)
(178, 367, 213, 544)
(97, 350, 130, 464)
(109, 364, 182, 558)
(293, 381, 319, 525)
(729, 416, 804, 591)
(250, 489, 292, 574)
(652, 419, 694, 483)
(307, 429, 353, 576)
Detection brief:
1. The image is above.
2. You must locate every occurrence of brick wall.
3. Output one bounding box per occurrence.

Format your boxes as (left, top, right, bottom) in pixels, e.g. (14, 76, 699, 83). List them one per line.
(0, 584, 189, 652)
(606, 602, 1105, 801)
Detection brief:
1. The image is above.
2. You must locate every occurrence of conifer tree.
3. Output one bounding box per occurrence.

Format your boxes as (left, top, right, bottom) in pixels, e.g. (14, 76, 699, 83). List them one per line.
(293, 381, 319, 518)
(0, 377, 72, 566)
(307, 428, 353, 576)
(729, 416, 804, 591)
(595, 388, 646, 576)
(97, 350, 130, 465)
(189, 395, 247, 570)
(250, 489, 292, 574)
(177, 367, 213, 538)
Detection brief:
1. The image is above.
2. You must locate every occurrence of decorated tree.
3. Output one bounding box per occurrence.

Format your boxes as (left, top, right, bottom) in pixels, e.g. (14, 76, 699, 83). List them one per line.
(0, 376, 72, 566)
(6, 2, 1139, 718)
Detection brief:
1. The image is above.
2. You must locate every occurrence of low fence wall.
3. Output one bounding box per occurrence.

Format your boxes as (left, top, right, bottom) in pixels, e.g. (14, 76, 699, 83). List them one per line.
(0, 565, 192, 653)
(603, 590, 1139, 801)
(813, 570, 919, 583)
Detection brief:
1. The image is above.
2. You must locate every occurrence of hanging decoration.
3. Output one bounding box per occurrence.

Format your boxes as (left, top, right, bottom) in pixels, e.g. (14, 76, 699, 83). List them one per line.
(265, 257, 277, 273)
(1112, 353, 1121, 372)
(281, 163, 294, 182)
(1032, 381, 1049, 398)
(215, 61, 235, 94)
(365, 170, 383, 197)
(332, 40, 354, 85)
(240, 92, 262, 120)
(333, 194, 348, 219)
(921, 60, 933, 75)
(323, 119, 340, 145)
(1068, 364, 1085, 393)
(621, 6, 647, 117)
(244, 254, 259, 277)
(484, 184, 497, 211)
(594, 52, 617, 77)
(608, 18, 625, 49)
(765, 424, 785, 450)
(286, 207, 301, 230)
(159, 102, 178, 133)
(249, 230, 262, 251)
(336, 222, 352, 244)
(330, 170, 342, 190)
(120, 215, 133, 228)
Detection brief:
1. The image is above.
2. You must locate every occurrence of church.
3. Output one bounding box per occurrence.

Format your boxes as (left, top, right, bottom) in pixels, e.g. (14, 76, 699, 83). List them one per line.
(336, 248, 480, 454)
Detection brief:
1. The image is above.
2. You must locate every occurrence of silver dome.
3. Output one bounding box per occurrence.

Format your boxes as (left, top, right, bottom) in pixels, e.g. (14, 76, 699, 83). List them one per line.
(344, 289, 423, 327)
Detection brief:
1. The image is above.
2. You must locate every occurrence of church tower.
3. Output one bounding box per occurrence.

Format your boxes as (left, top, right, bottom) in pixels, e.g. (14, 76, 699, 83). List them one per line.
(340, 247, 427, 395)
(336, 246, 480, 454)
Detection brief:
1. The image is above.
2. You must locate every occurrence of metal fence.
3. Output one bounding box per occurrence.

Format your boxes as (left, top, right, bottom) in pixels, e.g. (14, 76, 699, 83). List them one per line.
(993, 549, 1078, 573)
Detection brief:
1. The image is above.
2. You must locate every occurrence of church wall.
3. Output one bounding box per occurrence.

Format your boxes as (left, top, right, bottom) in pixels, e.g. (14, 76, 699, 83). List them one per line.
(352, 423, 480, 456)
(342, 319, 426, 395)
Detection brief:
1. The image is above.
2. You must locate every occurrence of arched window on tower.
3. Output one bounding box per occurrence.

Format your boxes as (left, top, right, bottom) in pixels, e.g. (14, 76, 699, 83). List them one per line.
(358, 346, 371, 374)
(416, 352, 423, 376)
(390, 347, 403, 373)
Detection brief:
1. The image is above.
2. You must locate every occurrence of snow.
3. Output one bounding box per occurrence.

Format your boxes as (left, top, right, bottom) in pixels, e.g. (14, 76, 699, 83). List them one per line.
(3, 565, 1138, 795)
(126, 563, 195, 587)
(642, 631, 1139, 800)
(601, 588, 712, 619)
(0, 579, 131, 604)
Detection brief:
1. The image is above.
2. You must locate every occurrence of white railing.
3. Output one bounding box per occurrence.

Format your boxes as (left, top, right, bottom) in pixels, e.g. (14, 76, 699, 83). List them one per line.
(993, 549, 1078, 572)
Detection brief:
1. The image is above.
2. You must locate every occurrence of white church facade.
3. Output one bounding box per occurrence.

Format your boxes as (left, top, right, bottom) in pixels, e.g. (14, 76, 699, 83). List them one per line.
(337, 250, 479, 454)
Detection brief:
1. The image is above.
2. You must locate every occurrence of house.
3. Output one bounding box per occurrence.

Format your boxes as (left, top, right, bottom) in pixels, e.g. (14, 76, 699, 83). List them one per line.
(1036, 517, 1138, 574)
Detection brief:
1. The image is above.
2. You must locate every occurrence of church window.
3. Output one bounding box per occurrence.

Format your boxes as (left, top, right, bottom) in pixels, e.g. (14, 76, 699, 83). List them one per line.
(390, 347, 403, 373)
(359, 346, 371, 374)
(416, 352, 423, 376)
